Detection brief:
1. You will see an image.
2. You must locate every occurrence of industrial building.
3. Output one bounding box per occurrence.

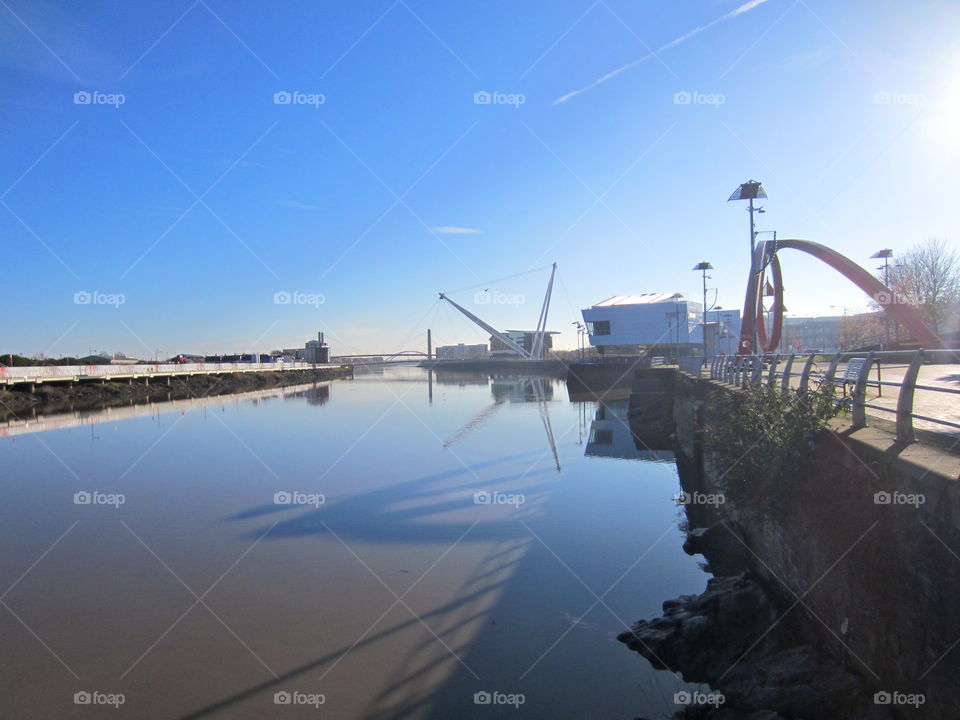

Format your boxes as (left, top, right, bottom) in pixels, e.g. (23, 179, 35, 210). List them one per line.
(489, 331, 559, 358)
(273, 332, 329, 363)
(435, 343, 488, 359)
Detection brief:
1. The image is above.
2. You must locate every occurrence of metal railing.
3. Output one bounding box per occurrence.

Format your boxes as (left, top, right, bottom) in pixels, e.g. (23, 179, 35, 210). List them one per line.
(0, 361, 328, 384)
(699, 349, 960, 443)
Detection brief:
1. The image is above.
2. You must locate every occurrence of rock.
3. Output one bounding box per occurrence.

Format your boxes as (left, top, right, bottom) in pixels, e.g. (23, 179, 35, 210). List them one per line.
(618, 573, 862, 718)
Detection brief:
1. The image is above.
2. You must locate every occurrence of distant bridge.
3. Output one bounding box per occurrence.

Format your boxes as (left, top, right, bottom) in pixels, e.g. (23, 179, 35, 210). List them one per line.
(331, 351, 429, 364)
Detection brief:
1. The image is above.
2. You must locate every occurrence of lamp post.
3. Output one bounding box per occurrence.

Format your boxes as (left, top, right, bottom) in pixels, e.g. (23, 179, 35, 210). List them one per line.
(713, 305, 723, 356)
(728, 181, 767, 355)
(572, 321, 585, 360)
(830, 305, 848, 351)
(871, 248, 893, 287)
(692, 262, 714, 357)
(672, 292, 683, 361)
(871, 248, 893, 347)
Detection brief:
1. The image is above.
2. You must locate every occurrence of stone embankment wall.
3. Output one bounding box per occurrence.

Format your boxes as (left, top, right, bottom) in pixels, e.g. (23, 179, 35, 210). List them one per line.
(655, 371, 960, 718)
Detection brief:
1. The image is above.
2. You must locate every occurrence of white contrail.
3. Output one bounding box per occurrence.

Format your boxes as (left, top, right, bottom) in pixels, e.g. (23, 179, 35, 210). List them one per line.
(554, 0, 772, 104)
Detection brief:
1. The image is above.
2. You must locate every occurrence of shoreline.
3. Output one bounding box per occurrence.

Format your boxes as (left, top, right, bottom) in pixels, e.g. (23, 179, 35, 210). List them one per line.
(0, 366, 353, 422)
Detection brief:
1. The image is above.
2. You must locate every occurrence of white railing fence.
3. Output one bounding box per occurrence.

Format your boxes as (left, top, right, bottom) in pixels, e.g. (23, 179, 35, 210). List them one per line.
(0, 361, 319, 382)
(701, 349, 960, 443)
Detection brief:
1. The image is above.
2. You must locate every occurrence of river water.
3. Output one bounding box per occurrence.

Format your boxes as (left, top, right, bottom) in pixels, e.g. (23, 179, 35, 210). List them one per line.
(0, 366, 708, 719)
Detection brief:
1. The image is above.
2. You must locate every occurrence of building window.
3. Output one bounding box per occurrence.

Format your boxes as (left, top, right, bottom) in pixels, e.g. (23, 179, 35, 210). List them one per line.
(587, 320, 611, 336)
(592, 429, 613, 444)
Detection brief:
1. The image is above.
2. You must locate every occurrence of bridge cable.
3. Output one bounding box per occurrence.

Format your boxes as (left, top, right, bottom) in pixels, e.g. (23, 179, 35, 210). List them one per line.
(394, 298, 442, 354)
(441, 264, 553, 296)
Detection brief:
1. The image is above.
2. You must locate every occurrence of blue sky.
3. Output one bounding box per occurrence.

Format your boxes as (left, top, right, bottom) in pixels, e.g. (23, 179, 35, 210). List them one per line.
(2, 0, 958, 357)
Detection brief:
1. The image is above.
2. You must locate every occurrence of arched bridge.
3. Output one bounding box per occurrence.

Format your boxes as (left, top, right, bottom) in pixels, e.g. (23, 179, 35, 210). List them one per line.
(332, 351, 429, 364)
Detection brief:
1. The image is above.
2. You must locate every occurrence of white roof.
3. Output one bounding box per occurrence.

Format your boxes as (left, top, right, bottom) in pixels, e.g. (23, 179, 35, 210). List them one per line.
(593, 293, 682, 307)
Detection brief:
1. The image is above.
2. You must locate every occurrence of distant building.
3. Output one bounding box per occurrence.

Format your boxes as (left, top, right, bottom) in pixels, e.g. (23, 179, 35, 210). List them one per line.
(435, 343, 487, 359)
(78, 354, 141, 365)
(781, 316, 842, 352)
(581, 294, 712, 354)
(703, 309, 742, 356)
(303, 335, 329, 363)
(489, 331, 558, 358)
(78, 354, 113, 365)
(275, 332, 330, 363)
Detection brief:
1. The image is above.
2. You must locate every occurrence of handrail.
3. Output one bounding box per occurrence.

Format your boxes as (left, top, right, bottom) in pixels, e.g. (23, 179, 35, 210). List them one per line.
(0, 361, 330, 383)
(704, 348, 959, 442)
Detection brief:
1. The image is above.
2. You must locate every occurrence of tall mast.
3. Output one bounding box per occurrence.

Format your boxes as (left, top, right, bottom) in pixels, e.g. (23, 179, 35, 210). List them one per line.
(531, 263, 557, 359)
(438, 293, 533, 358)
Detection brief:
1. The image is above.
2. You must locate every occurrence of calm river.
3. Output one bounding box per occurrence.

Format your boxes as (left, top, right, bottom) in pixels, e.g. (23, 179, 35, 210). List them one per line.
(0, 366, 708, 718)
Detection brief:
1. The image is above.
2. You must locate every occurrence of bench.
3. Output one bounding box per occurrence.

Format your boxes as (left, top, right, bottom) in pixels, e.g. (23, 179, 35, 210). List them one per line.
(650, 356, 665, 367)
(841, 358, 879, 396)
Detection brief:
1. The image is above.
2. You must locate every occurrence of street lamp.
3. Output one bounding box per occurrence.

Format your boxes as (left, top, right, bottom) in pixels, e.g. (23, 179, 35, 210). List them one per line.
(830, 305, 848, 351)
(572, 321, 586, 360)
(713, 305, 723, 356)
(870, 248, 893, 286)
(871, 249, 894, 348)
(692, 262, 714, 357)
(728, 180, 767, 354)
(672, 292, 683, 361)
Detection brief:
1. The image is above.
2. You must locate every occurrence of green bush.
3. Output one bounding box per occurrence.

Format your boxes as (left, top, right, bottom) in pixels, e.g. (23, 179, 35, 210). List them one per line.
(705, 381, 844, 506)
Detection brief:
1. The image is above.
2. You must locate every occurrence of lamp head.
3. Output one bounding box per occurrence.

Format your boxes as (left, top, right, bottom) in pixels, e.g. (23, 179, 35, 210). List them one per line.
(728, 180, 767, 201)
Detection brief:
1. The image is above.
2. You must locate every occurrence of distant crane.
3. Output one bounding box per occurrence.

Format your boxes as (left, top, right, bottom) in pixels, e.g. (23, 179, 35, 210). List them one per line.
(439, 263, 558, 360)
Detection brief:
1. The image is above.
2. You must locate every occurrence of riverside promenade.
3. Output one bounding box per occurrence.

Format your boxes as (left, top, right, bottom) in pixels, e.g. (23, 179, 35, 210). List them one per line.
(0, 361, 347, 389)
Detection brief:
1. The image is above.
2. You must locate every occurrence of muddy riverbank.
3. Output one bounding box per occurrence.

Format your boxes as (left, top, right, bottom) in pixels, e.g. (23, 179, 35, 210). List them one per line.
(0, 366, 352, 421)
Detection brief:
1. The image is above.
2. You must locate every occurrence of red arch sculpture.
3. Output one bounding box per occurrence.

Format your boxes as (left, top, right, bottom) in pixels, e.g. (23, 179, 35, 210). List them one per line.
(737, 238, 943, 354)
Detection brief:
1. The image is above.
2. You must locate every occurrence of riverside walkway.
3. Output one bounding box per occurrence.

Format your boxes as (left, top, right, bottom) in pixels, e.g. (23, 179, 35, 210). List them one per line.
(0, 361, 347, 389)
(701, 350, 960, 441)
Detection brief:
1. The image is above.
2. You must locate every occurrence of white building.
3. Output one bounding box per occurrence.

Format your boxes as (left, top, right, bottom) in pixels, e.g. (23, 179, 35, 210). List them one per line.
(435, 343, 488, 359)
(581, 294, 716, 353)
